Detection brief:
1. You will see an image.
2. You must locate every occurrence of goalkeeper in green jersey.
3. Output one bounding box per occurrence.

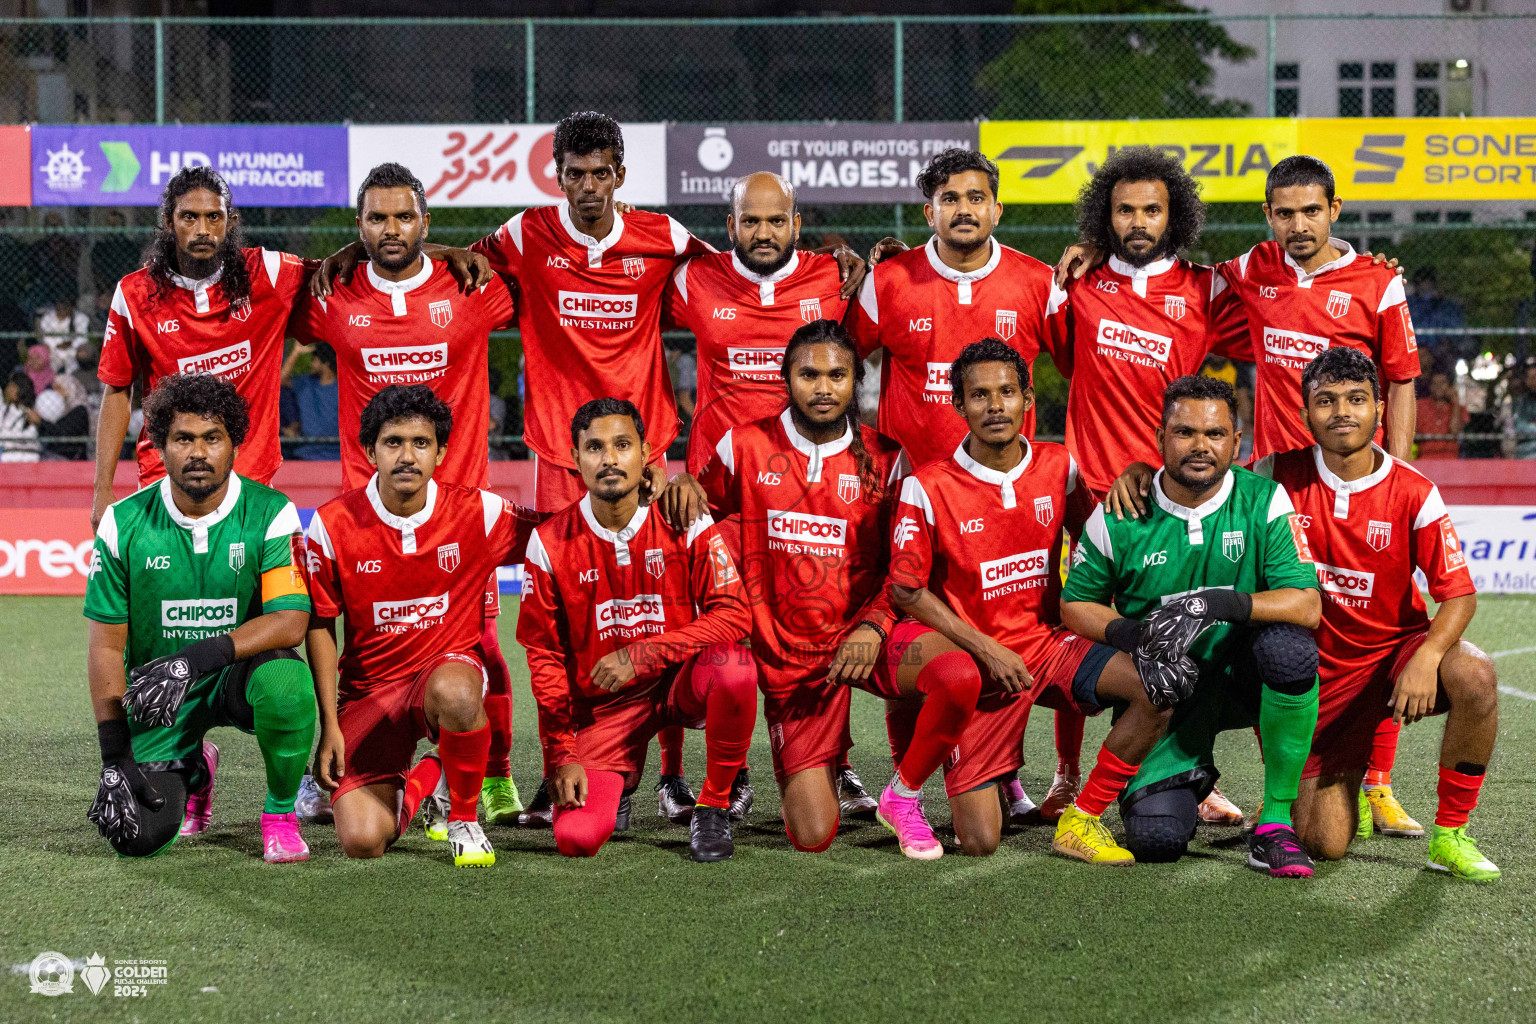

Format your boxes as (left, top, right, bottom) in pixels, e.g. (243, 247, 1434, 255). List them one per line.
(1060, 375, 1324, 878)
(83, 373, 317, 863)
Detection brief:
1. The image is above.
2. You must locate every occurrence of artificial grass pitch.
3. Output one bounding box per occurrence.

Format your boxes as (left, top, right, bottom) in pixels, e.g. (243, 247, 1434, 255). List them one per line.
(3, 594, 1534, 1024)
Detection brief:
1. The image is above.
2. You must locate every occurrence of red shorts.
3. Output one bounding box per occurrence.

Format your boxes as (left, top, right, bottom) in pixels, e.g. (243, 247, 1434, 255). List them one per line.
(874, 621, 1112, 798)
(531, 452, 668, 514)
(1305, 628, 1441, 780)
(764, 681, 853, 785)
(333, 651, 487, 799)
(570, 645, 739, 791)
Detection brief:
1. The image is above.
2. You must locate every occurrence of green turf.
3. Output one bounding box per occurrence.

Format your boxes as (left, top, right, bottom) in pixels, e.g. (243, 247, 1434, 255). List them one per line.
(3, 594, 1534, 1023)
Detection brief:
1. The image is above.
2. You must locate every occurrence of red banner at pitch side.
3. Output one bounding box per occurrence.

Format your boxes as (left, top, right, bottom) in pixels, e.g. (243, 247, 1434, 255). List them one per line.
(0, 508, 94, 595)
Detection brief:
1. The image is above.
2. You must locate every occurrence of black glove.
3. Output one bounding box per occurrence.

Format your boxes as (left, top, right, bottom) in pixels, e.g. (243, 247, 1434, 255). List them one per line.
(1137, 589, 1253, 664)
(123, 634, 236, 729)
(86, 719, 164, 845)
(1133, 649, 1201, 709)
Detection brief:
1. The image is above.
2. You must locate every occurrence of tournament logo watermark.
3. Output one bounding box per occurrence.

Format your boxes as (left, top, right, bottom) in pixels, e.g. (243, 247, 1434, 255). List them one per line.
(24, 951, 168, 998)
(28, 951, 72, 996)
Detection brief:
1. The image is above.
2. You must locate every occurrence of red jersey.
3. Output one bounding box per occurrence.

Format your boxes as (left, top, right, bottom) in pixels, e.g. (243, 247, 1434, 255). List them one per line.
(1047, 255, 1249, 496)
(846, 238, 1056, 468)
(99, 247, 309, 485)
(470, 206, 713, 468)
(888, 439, 1094, 661)
(304, 477, 539, 691)
(665, 250, 850, 473)
(290, 259, 517, 490)
(1256, 445, 1474, 671)
(696, 410, 909, 694)
(517, 497, 750, 767)
(1218, 240, 1420, 460)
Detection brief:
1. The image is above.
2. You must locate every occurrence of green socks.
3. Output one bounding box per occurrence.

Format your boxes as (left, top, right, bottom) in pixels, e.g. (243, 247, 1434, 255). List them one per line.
(246, 658, 317, 815)
(1256, 680, 1320, 827)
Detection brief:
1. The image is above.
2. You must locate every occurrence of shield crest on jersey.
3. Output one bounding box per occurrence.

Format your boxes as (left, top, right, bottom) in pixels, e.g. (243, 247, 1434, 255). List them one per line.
(838, 472, 861, 505)
(624, 256, 646, 280)
(228, 541, 246, 571)
(1222, 530, 1245, 562)
(1368, 520, 1392, 552)
(1165, 295, 1187, 321)
(995, 308, 1018, 340)
(645, 548, 665, 579)
(229, 300, 251, 323)
(1327, 289, 1352, 319)
(438, 542, 461, 573)
(429, 299, 453, 329)
(1034, 494, 1054, 526)
(800, 297, 822, 323)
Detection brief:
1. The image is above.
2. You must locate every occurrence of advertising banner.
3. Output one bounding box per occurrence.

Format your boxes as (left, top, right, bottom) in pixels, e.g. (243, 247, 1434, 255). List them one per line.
(1297, 118, 1536, 202)
(31, 125, 349, 206)
(667, 122, 977, 204)
(347, 123, 668, 207)
(0, 125, 30, 206)
(1446, 506, 1536, 595)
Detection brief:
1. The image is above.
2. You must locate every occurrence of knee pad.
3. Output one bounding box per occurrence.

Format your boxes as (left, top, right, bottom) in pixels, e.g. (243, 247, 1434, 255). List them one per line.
(109, 769, 189, 858)
(1120, 783, 1201, 863)
(1251, 623, 1318, 697)
(224, 648, 307, 728)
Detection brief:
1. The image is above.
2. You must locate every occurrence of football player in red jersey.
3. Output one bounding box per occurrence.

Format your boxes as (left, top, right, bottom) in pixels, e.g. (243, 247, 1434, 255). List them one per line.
(1046, 146, 1251, 827)
(304, 385, 541, 867)
(517, 399, 758, 862)
(883, 339, 1172, 861)
(289, 163, 525, 824)
(665, 320, 907, 852)
(851, 148, 1080, 821)
(94, 166, 483, 530)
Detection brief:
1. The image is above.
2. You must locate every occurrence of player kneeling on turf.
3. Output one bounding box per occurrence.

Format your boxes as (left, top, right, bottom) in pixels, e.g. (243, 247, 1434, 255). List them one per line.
(519, 399, 758, 862)
(304, 385, 541, 867)
(1070, 375, 1324, 878)
(84, 373, 316, 863)
(660, 320, 908, 853)
(883, 339, 1173, 861)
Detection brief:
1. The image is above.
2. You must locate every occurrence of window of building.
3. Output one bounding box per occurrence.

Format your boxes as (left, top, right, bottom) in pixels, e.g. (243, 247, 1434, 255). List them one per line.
(1370, 61, 1396, 117)
(1274, 62, 1299, 117)
(1414, 210, 1442, 225)
(1338, 61, 1364, 117)
(1413, 60, 1474, 118)
(1414, 61, 1442, 116)
(1446, 211, 1473, 224)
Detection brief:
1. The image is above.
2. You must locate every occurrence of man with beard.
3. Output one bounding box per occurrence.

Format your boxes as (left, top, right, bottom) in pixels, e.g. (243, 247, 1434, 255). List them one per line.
(84, 373, 315, 863)
(92, 167, 483, 530)
(660, 172, 877, 821)
(1061, 375, 1324, 878)
(288, 162, 525, 826)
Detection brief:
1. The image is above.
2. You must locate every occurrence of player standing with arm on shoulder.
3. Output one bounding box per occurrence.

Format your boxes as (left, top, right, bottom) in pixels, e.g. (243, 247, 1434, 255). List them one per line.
(303, 386, 540, 867)
(517, 400, 758, 862)
(288, 163, 525, 825)
(84, 373, 315, 863)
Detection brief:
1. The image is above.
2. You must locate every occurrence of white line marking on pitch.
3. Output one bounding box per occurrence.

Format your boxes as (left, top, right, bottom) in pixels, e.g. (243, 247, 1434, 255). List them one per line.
(1499, 686, 1536, 702)
(1491, 647, 1536, 701)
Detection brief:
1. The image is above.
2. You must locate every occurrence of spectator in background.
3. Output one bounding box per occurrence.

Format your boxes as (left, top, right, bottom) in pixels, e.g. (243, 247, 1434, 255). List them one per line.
(71, 341, 104, 447)
(34, 373, 89, 460)
(1406, 266, 1467, 364)
(0, 370, 41, 462)
(666, 337, 697, 423)
(279, 341, 340, 461)
(36, 291, 90, 375)
(1510, 361, 1536, 460)
(1414, 345, 1438, 399)
(488, 365, 510, 460)
(0, 209, 29, 379)
(1416, 368, 1468, 459)
(23, 344, 54, 396)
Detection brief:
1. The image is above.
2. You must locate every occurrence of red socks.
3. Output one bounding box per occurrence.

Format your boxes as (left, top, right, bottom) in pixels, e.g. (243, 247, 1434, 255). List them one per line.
(1076, 746, 1139, 817)
(480, 619, 513, 779)
(884, 699, 919, 770)
(1364, 717, 1400, 789)
(1435, 764, 1485, 828)
(695, 657, 758, 809)
(439, 726, 491, 822)
(896, 651, 981, 792)
(553, 769, 624, 857)
(1054, 708, 1085, 777)
(398, 756, 443, 838)
(659, 724, 686, 777)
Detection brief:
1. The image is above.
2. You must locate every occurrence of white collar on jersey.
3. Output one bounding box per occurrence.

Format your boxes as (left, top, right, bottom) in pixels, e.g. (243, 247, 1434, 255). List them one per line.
(558, 203, 626, 269)
(1107, 254, 1176, 298)
(365, 258, 434, 317)
(778, 408, 852, 483)
(1311, 442, 1393, 519)
(158, 473, 242, 555)
(924, 236, 1001, 305)
(953, 436, 1032, 509)
(731, 248, 802, 306)
(167, 265, 225, 315)
(1284, 237, 1357, 288)
(366, 474, 438, 554)
(579, 492, 648, 566)
(1151, 467, 1235, 545)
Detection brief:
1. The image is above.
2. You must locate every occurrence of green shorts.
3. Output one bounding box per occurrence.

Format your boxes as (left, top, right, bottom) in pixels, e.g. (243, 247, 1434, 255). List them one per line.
(126, 651, 293, 765)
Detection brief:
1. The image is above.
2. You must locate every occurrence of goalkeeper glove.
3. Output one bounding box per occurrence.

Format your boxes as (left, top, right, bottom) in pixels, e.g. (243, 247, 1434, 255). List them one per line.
(1137, 589, 1252, 664)
(122, 634, 236, 728)
(86, 719, 164, 845)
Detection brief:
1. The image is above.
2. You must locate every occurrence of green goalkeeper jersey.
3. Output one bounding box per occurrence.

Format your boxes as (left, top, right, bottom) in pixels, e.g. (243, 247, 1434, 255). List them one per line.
(84, 475, 311, 671)
(1062, 465, 1318, 663)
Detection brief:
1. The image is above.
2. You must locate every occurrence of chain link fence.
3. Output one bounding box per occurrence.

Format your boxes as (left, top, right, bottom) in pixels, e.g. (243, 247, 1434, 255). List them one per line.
(2, 13, 1534, 461)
